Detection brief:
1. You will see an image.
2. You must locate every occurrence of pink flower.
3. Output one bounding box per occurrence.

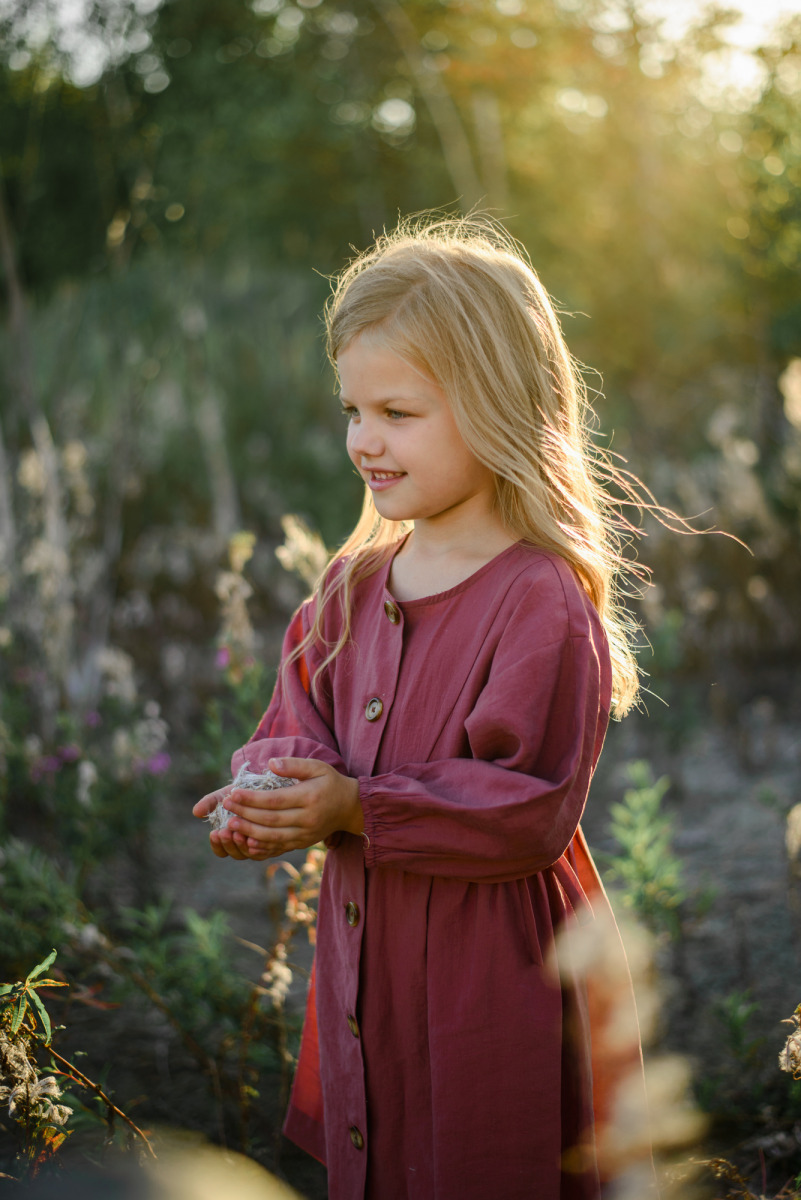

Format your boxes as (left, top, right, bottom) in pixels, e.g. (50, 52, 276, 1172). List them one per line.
(146, 752, 171, 775)
(215, 646, 231, 670)
(58, 745, 81, 762)
(84, 711, 102, 728)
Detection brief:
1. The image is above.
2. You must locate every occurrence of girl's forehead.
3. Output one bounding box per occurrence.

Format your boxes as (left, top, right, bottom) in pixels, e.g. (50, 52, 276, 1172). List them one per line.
(337, 335, 437, 392)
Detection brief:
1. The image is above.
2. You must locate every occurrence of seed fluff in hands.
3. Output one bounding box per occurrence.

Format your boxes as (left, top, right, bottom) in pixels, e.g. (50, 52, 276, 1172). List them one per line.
(207, 761, 298, 831)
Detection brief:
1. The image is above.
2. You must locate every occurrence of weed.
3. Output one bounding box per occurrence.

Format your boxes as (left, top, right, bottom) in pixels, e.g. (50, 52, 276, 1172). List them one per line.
(602, 760, 686, 937)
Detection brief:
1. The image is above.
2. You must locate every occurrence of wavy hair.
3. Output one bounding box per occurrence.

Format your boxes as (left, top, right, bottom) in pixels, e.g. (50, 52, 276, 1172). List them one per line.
(289, 215, 647, 716)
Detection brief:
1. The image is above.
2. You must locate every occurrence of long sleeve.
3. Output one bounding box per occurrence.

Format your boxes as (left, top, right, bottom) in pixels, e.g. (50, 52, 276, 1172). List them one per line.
(231, 602, 347, 778)
(358, 585, 611, 884)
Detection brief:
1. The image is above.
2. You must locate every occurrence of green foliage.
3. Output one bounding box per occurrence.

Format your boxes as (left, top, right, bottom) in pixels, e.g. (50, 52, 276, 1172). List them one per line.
(196, 662, 275, 784)
(603, 760, 686, 937)
(114, 900, 271, 1054)
(0, 840, 86, 975)
(0, 950, 67, 1046)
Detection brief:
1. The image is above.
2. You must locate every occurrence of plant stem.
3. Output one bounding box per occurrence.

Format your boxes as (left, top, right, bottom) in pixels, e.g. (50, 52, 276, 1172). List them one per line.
(46, 1045, 157, 1160)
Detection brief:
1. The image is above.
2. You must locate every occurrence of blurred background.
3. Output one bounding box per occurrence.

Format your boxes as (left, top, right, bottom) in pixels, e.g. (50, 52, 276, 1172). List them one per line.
(0, 0, 800, 1196)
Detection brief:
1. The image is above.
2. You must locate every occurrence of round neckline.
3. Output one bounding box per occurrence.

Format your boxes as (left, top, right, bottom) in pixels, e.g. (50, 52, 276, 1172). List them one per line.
(384, 539, 525, 609)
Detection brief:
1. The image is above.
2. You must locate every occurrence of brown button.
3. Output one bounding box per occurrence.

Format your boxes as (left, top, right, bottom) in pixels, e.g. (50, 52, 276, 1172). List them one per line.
(383, 599, 400, 624)
(347, 1013, 360, 1038)
(345, 901, 360, 927)
(365, 697, 383, 722)
(349, 1126, 365, 1150)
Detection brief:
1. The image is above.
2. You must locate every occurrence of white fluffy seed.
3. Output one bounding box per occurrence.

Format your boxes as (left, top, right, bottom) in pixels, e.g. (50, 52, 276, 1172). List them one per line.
(207, 762, 298, 831)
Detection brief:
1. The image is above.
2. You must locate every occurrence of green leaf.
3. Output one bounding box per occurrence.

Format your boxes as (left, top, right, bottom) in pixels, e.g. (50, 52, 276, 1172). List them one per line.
(28, 986, 54, 1044)
(0, 983, 15, 997)
(10, 993, 28, 1035)
(26, 949, 58, 983)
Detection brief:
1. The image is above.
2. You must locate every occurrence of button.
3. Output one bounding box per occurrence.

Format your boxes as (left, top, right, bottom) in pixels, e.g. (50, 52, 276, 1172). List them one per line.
(347, 1013, 360, 1038)
(345, 901, 360, 927)
(383, 599, 400, 624)
(365, 697, 383, 722)
(349, 1126, 365, 1150)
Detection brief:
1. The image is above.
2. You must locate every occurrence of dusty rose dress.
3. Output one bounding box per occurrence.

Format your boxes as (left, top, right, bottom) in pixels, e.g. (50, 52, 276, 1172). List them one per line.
(233, 541, 633, 1200)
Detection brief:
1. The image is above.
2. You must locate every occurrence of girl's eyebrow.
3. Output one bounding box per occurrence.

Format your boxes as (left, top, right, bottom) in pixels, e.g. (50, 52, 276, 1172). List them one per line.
(339, 392, 420, 407)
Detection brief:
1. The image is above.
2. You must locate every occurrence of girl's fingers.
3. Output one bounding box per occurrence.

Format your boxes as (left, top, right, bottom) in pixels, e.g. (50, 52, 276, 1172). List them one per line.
(227, 785, 301, 810)
(210, 825, 251, 860)
(245, 831, 306, 858)
(226, 800, 306, 829)
(194, 785, 233, 818)
(226, 812, 308, 841)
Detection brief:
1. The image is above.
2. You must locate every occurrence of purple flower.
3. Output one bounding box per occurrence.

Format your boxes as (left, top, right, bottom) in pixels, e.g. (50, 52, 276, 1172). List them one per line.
(146, 752, 171, 776)
(84, 711, 102, 728)
(58, 744, 81, 762)
(215, 646, 231, 670)
(31, 755, 63, 782)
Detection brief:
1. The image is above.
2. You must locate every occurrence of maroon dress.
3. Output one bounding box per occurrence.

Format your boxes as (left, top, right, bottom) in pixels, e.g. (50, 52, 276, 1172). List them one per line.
(233, 541, 637, 1200)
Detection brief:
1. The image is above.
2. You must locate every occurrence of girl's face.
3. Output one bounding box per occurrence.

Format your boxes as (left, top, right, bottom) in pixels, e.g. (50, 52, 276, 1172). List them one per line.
(338, 335, 496, 530)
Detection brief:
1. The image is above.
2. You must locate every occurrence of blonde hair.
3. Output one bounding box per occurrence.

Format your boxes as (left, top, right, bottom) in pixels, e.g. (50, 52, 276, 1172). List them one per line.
(292, 215, 644, 717)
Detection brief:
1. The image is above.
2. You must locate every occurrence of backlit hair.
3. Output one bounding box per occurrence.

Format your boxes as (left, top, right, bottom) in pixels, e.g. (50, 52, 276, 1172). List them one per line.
(291, 214, 645, 717)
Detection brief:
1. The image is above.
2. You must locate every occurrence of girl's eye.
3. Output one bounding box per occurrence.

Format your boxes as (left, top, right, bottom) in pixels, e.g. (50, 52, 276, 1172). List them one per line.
(386, 410, 408, 421)
(340, 406, 358, 421)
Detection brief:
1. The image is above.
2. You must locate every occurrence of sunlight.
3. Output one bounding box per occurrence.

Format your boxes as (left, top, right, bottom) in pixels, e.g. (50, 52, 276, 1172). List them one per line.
(635, 0, 800, 50)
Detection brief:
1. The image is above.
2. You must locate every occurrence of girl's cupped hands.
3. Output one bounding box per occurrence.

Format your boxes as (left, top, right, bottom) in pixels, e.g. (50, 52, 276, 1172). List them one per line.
(192, 758, 364, 861)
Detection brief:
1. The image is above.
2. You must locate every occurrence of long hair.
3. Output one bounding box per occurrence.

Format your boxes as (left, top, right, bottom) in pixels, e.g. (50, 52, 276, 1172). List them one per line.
(291, 215, 644, 716)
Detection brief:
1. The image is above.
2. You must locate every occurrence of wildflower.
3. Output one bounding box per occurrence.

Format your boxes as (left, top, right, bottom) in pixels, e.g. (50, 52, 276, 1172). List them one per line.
(215, 645, 231, 670)
(275, 514, 328, 589)
(84, 710, 102, 728)
(17, 448, 46, 496)
(77, 759, 98, 807)
(23, 734, 43, 759)
(228, 530, 256, 575)
(96, 646, 137, 705)
(31, 755, 62, 783)
(62, 439, 94, 517)
(133, 711, 169, 759)
(146, 752, 171, 776)
(779, 1006, 801, 1079)
(262, 943, 293, 1008)
(112, 729, 135, 780)
(57, 744, 81, 763)
(215, 571, 255, 651)
(0, 1031, 73, 1128)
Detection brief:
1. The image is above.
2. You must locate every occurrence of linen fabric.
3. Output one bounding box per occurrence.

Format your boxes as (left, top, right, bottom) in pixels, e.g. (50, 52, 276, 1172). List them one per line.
(233, 541, 636, 1200)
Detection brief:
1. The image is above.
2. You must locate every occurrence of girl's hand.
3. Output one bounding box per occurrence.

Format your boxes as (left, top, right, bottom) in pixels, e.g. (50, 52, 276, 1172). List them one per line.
(193, 784, 253, 860)
(203, 758, 363, 862)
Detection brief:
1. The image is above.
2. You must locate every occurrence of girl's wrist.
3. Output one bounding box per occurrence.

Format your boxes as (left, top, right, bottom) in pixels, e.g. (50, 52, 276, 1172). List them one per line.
(341, 775, 364, 836)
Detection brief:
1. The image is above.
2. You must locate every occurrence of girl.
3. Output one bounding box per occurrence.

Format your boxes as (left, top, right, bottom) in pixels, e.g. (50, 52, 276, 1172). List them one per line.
(194, 217, 651, 1200)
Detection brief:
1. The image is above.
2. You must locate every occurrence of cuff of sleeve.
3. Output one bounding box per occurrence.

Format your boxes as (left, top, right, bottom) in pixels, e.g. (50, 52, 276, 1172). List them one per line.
(358, 777, 382, 867)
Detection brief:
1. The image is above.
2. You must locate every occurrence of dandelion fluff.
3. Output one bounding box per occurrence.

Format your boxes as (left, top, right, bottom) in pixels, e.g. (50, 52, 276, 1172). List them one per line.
(207, 761, 298, 831)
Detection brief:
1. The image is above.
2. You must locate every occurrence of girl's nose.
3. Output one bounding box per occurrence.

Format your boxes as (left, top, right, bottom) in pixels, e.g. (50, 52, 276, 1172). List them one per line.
(348, 418, 383, 460)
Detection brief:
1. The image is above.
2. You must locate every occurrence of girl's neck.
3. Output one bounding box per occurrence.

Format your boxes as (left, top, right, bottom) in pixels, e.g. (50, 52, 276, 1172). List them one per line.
(389, 513, 517, 602)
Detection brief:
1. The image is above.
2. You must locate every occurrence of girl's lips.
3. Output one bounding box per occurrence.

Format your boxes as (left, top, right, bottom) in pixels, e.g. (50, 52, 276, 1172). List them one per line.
(367, 470, 406, 492)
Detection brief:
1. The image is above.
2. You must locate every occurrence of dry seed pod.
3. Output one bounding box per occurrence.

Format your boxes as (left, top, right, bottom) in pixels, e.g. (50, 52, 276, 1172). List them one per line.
(208, 762, 298, 831)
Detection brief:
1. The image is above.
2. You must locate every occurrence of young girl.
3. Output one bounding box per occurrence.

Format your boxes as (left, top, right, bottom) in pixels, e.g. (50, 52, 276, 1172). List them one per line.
(194, 217, 651, 1200)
